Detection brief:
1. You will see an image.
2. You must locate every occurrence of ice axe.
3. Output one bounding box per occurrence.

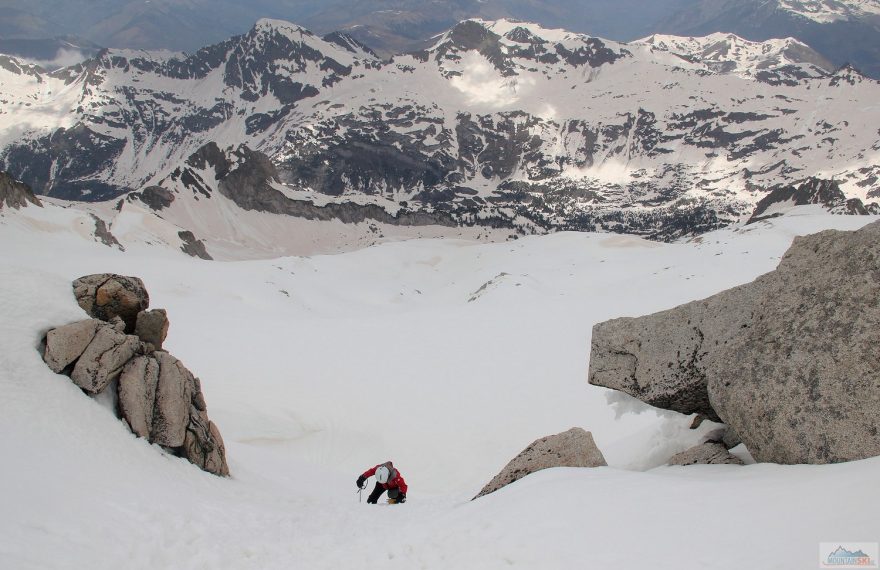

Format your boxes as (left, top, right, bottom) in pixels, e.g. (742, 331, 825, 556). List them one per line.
(357, 482, 367, 503)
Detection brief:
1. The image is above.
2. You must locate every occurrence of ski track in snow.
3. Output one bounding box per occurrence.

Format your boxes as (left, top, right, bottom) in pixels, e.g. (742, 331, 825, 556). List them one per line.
(1, 208, 879, 569)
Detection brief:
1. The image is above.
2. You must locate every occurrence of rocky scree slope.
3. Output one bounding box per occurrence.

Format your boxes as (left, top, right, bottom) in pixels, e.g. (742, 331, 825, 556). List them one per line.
(1, 18, 879, 240)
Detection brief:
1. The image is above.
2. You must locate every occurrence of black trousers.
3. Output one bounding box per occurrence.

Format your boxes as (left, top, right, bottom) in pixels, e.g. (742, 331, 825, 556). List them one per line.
(367, 483, 386, 504)
(367, 484, 401, 504)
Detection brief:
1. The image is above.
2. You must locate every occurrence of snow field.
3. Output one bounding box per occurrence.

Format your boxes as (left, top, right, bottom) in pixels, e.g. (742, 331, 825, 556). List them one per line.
(1, 206, 879, 568)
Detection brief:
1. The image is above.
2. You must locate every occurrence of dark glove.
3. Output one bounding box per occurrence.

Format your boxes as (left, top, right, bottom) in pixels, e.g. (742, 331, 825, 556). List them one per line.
(356, 475, 366, 488)
(398, 492, 406, 503)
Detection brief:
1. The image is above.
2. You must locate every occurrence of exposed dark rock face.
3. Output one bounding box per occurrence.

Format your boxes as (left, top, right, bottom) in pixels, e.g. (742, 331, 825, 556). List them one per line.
(41, 274, 230, 476)
(2, 124, 131, 201)
(158, 142, 467, 229)
(0, 171, 42, 209)
(589, 221, 880, 465)
(72, 274, 150, 334)
(474, 428, 606, 499)
(668, 442, 744, 466)
(137, 186, 175, 211)
(90, 214, 124, 250)
(748, 178, 877, 223)
(178, 231, 213, 261)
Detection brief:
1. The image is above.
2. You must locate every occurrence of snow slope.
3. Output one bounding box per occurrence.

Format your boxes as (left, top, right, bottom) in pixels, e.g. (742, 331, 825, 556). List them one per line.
(1, 205, 879, 568)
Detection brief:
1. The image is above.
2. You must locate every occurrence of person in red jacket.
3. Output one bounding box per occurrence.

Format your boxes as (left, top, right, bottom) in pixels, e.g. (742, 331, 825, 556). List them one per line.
(356, 461, 408, 504)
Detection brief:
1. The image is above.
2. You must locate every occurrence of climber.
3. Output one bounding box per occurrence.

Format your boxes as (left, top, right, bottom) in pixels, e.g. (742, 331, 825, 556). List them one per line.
(356, 461, 408, 504)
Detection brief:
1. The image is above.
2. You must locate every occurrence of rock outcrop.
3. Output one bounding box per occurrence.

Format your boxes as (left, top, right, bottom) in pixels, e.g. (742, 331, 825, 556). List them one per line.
(0, 171, 42, 209)
(706, 222, 880, 464)
(747, 178, 876, 223)
(90, 214, 124, 251)
(42, 273, 229, 476)
(589, 221, 880, 465)
(587, 281, 755, 420)
(474, 427, 606, 499)
(137, 186, 175, 211)
(178, 231, 213, 260)
(668, 443, 744, 466)
(72, 274, 150, 333)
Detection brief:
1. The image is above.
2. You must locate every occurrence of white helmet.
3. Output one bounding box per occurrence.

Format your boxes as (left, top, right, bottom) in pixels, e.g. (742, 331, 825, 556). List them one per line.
(375, 465, 391, 484)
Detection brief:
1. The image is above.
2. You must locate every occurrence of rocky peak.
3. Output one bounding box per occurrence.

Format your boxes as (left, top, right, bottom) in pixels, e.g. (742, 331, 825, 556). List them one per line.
(223, 19, 378, 102)
(429, 19, 625, 76)
(504, 26, 548, 45)
(637, 32, 834, 75)
(432, 20, 514, 76)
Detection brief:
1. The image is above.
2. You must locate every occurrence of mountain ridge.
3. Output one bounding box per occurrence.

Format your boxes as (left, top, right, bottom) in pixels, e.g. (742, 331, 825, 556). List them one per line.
(1, 18, 878, 241)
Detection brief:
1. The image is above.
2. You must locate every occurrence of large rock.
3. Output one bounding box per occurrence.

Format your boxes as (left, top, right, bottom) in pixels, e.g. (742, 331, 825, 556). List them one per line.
(69, 324, 140, 394)
(151, 352, 195, 447)
(589, 220, 880, 465)
(135, 309, 169, 349)
(72, 274, 150, 333)
(706, 222, 880, 464)
(668, 442, 744, 466)
(118, 356, 160, 439)
(40, 276, 230, 476)
(474, 428, 606, 499)
(588, 282, 755, 420)
(43, 319, 101, 373)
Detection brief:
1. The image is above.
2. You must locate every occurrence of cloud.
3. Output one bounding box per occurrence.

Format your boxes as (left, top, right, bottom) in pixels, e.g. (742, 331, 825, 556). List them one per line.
(32, 48, 90, 70)
(449, 51, 533, 108)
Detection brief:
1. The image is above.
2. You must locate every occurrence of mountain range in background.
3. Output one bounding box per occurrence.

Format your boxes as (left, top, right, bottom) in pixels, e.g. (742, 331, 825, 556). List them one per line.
(1, 0, 878, 77)
(1, 17, 878, 252)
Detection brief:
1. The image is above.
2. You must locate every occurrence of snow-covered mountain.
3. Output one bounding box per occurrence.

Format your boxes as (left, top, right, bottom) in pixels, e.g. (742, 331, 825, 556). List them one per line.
(660, 0, 880, 78)
(1, 18, 879, 241)
(776, 0, 880, 23)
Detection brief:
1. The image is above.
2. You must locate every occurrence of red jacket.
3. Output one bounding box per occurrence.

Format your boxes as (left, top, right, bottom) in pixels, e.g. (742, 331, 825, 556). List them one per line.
(362, 464, 408, 494)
